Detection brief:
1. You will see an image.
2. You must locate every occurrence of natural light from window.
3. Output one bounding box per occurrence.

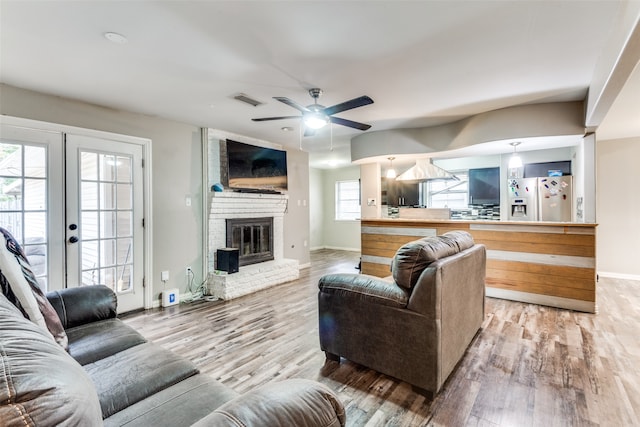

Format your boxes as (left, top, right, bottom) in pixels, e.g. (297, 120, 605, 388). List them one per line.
(422, 171, 469, 209)
(335, 180, 360, 220)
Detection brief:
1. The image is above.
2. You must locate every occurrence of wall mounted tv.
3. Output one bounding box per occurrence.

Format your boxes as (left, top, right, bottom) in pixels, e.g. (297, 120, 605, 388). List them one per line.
(225, 139, 288, 193)
(468, 167, 500, 206)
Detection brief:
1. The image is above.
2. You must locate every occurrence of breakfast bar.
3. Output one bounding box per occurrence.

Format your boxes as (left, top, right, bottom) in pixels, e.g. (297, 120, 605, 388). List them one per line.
(361, 219, 597, 313)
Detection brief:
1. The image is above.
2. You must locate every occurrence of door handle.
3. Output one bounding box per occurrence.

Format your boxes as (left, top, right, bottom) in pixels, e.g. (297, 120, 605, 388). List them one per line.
(69, 236, 79, 244)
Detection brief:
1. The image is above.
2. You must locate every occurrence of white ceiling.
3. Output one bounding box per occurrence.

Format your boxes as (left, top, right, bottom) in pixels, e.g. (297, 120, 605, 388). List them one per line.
(1, 1, 638, 169)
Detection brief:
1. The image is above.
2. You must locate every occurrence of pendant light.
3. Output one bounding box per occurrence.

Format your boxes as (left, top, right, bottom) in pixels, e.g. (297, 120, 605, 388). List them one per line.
(386, 157, 397, 179)
(508, 142, 523, 169)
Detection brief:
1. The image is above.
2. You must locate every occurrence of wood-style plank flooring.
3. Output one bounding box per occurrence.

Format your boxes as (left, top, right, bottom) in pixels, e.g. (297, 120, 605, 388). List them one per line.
(122, 250, 640, 426)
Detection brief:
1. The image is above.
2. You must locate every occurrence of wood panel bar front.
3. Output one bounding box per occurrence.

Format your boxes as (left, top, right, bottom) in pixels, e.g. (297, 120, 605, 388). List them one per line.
(361, 219, 597, 313)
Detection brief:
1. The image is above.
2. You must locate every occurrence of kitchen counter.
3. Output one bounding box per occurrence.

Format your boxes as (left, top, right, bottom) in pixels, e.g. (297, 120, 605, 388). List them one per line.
(361, 218, 597, 312)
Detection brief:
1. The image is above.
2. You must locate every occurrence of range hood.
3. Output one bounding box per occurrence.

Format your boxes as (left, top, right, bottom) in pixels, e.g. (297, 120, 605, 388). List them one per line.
(395, 158, 458, 181)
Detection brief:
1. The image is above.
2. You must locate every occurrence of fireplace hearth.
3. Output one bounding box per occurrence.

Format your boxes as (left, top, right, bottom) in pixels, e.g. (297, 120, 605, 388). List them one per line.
(226, 217, 274, 266)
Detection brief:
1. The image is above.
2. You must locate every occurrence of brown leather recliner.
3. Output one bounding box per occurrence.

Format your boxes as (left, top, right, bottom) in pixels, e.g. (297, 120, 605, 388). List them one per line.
(318, 231, 486, 395)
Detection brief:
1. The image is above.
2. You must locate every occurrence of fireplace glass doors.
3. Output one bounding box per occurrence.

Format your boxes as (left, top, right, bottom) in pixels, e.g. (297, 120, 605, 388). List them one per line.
(226, 217, 274, 266)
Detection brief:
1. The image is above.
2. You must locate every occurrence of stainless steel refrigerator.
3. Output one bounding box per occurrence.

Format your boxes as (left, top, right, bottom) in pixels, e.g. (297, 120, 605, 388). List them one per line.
(507, 176, 572, 221)
(538, 176, 572, 222)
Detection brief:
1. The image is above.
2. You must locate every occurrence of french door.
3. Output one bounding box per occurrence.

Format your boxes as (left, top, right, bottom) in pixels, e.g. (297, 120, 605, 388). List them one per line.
(0, 119, 148, 313)
(65, 135, 145, 312)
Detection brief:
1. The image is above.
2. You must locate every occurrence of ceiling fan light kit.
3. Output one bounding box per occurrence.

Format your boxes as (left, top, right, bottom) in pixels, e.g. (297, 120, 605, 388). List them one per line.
(304, 112, 330, 129)
(252, 88, 373, 135)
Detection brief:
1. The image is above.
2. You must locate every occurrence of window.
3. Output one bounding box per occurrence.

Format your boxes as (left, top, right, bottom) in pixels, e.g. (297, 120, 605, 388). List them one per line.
(0, 142, 49, 287)
(422, 171, 469, 209)
(335, 180, 360, 220)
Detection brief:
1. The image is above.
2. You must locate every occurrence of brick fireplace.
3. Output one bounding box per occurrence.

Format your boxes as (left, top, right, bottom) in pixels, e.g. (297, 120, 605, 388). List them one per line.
(207, 192, 299, 300)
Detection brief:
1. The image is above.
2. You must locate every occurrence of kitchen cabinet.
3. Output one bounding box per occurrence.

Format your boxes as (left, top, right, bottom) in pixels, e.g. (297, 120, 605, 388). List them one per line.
(381, 178, 419, 206)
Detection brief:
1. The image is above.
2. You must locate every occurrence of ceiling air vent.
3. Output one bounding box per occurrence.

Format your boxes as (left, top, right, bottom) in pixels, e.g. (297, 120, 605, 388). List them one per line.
(233, 93, 263, 107)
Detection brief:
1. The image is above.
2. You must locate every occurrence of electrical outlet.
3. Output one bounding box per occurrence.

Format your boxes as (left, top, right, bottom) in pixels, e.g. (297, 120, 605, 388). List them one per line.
(185, 266, 192, 276)
(161, 270, 169, 282)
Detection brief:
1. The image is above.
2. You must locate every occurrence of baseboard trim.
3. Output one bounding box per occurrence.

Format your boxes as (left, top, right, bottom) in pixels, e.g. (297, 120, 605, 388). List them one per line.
(486, 287, 596, 313)
(598, 271, 640, 281)
(322, 246, 361, 252)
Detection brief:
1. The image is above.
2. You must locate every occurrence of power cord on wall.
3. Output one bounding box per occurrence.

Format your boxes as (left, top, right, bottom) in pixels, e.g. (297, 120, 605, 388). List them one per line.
(182, 268, 218, 303)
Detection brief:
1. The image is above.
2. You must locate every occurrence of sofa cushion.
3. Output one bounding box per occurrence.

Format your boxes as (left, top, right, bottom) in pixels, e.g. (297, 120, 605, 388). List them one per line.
(441, 230, 475, 252)
(84, 341, 200, 418)
(66, 318, 147, 365)
(391, 231, 474, 290)
(104, 375, 239, 427)
(193, 379, 345, 427)
(392, 235, 460, 289)
(0, 227, 68, 350)
(0, 293, 103, 426)
(318, 273, 409, 308)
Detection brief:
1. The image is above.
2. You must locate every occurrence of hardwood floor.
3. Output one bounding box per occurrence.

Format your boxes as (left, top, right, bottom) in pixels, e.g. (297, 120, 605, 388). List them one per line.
(122, 250, 640, 426)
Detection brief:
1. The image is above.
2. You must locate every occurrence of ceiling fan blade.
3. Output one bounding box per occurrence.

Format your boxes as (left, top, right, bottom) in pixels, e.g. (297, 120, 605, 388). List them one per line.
(251, 115, 300, 122)
(330, 116, 371, 131)
(274, 97, 311, 113)
(323, 96, 374, 116)
(303, 128, 317, 137)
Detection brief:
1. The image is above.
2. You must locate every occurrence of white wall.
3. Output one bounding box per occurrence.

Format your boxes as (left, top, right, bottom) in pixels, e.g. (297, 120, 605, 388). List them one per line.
(315, 166, 361, 251)
(573, 135, 597, 222)
(309, 167, 324, 250)
(359, 163, 381, 219)
(282, 148, 311, 266)
(596, 137, 640, 279)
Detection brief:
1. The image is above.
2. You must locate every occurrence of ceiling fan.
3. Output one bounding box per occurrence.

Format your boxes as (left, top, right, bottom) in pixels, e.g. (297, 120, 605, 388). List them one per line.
(252, 88, 374, 136)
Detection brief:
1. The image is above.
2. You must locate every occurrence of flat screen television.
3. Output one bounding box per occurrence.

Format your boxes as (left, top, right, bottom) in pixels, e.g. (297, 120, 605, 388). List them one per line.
(226, 139, 288, 193)
(468, 167, 500, 206)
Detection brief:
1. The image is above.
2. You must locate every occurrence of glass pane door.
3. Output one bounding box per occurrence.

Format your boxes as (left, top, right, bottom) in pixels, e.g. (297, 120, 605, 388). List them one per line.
(78, 151, 134, 291)
(0, 123, 64, 291)
(66, 134, 144, 312)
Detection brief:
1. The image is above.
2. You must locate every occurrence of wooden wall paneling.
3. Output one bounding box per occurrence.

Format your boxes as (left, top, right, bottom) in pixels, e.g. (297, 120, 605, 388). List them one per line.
(361, 262, 392, 278)
(360, 219, 597, 311)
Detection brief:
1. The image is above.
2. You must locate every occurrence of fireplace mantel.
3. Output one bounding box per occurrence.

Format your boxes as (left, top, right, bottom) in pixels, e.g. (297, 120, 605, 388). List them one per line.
(209, 191, 288, 217)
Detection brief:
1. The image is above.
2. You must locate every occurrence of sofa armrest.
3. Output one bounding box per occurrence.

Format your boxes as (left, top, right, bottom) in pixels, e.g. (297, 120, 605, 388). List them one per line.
(192, 379, 345, 427)
(318, 273, 408, 308)
(46, 285, 117, 329)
